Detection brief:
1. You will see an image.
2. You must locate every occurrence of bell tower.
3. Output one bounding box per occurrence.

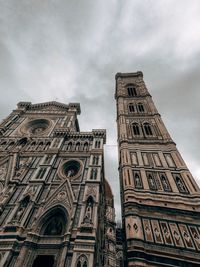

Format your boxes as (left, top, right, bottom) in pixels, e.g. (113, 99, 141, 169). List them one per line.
(115, 72, 200, 266)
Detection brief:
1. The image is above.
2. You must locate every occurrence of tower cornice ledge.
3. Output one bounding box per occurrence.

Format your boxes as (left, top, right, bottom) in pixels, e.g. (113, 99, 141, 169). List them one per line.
(115, 71, 143, 80)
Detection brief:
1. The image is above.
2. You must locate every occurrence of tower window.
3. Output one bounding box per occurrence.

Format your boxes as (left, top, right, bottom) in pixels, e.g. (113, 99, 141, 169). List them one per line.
(127, 85, 137, 97)
(138, 103, 145, 112)
(132, 123, 140, 135)
(129, 103, 135, 112)
(144, 123, 153, 136)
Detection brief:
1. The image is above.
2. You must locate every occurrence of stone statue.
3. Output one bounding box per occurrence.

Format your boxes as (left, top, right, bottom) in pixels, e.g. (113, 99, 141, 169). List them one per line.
(83, 201, 93, 224)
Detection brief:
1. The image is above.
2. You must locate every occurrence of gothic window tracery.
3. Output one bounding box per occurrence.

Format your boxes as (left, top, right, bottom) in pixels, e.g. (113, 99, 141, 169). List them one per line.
(138, 102, 145, 112)
(92, 156, 99, 165)
(18, 138, 28, 150)
(90, 168, 97, 180)
(129, 103, 135, 112)
(45, 141, 51, 150)
(75, 142, 80, 151)
(37, 141, 44, 150)
(83, 142, 89, 151)
(67, 142, 72, 151)
(95, 140, 101, 148)
(132, 123, 140, 136)
(76, 255, 88, 267)
(127, 85, 137, 97)
(143, 123, 153, 136)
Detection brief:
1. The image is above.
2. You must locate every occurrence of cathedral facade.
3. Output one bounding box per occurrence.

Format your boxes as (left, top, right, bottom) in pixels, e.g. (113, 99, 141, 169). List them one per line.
(115, 72, 200, 266)
(0, 101, 115, 267)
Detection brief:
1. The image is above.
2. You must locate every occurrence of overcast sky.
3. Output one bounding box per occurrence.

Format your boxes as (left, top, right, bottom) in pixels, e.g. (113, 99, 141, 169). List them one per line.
(1, 0, 200, 220)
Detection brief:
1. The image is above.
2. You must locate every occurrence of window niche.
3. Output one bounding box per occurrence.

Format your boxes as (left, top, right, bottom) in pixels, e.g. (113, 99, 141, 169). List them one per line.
(127, 84, 137, 97)
(137, 102, 145, 112)
(76, 255, 88, 267)
(132, 123, 140, 136)
(143, 123, 153, 136)
(128, 103, 135, 113)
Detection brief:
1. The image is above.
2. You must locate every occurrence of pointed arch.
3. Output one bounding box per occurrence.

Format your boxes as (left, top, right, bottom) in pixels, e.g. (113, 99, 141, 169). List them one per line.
(128, 103, 135, 112)
(127, 84, 137, 97)
(76, 255, 88, 267)
(75, 142, 80, 151)
(143, 122, 153, 136)
(132, 123, 140, 136)
(39, 205, 68, 236)
(67, 142, 72, 151)
(83, 142, 89, 151)
(137, 102, 145, 112)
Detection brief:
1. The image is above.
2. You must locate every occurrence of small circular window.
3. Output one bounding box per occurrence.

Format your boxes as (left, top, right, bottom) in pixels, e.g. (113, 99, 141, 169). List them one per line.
(62, 160, 81, 178)
(23, 119, 50, 136)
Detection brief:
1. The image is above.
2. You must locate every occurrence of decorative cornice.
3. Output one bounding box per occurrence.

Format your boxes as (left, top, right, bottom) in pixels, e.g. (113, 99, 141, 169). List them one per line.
(115, 71, 143, 80)
(17, 101, 81, 115)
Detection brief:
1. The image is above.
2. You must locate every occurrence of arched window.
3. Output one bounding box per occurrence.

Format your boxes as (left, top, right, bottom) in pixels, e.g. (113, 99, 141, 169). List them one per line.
(38, 142, 44, 150)
(18, 138, 28, 149)
(75, 142, 80, 151)
(144, 123, 153, 136)
(95, 140, 101, 148)
(127, 85, 137, 97)
(132, 123, 140, 135)
(76, 255, 88, 267)
(129, 103, 135, 112)
(45, 142, 51, 150)
(83, 142, 89, 151)
(67, 142, 72, 151)
(90, 168, 97, 179)
(29, 141, 36, 150)
(0, 141, 7, 146)
(138, 102, 145, 112)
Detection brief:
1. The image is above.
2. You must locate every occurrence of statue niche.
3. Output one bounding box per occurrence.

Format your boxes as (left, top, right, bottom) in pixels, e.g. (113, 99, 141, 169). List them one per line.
(14, 195, 30, 222)
(83, 196, 94, 225)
